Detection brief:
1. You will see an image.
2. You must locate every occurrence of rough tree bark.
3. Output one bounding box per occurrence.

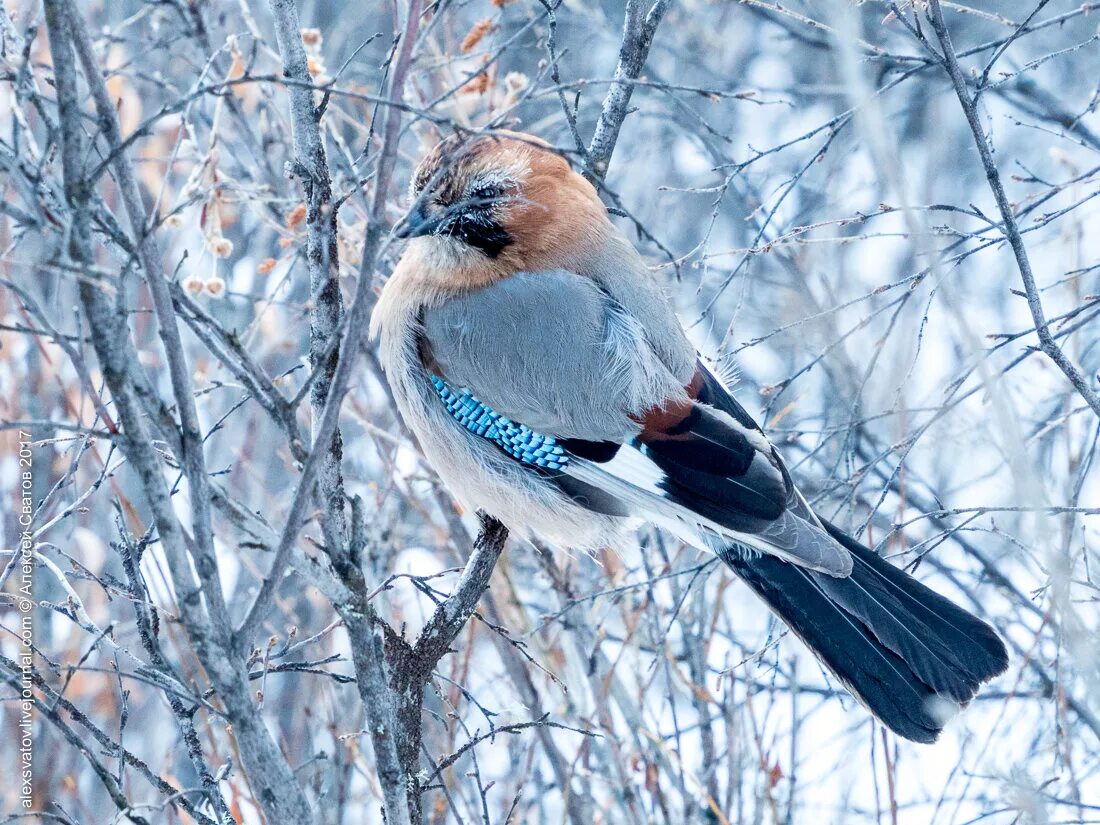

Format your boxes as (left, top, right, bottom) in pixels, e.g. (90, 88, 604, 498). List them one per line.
(268, 0, 349, 554)
(585, 0, 673, 182)
(376, 514, 509, 819)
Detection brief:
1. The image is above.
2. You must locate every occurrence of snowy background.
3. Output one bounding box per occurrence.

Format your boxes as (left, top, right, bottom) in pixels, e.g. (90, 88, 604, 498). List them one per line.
(2, 0, 1099, 822)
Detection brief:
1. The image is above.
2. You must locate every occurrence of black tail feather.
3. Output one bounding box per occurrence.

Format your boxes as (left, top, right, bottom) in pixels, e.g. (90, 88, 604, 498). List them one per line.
(721, 520, 1008, 744)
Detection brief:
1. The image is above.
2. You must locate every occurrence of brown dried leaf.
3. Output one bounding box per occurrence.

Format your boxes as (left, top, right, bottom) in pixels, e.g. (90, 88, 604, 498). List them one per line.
(461, 18, 494, 53)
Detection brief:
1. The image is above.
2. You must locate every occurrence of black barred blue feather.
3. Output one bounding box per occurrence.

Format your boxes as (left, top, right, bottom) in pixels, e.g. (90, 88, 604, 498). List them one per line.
(431, 376, 569, 470)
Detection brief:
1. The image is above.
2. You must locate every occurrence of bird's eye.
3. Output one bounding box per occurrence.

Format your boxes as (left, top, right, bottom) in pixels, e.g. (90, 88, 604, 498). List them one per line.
(465, 184, 499, 206)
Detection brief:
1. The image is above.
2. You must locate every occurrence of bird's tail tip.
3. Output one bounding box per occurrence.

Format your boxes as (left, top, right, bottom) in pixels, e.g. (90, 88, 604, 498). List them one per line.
(722, 520, 1007, 743)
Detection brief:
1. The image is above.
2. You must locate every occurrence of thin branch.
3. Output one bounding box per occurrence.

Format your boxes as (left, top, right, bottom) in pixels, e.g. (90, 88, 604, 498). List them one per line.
(926, 0, 1100, 419)
(64, 0, 229, 629)
(267, 0, 348, 557)
(45, 3, 315, 822)
(585, 0, 673, 182)
(411, 513, 509, 677)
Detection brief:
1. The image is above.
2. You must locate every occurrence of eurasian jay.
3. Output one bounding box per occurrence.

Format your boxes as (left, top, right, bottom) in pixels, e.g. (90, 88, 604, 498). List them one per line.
(370, 131, 1008, 743)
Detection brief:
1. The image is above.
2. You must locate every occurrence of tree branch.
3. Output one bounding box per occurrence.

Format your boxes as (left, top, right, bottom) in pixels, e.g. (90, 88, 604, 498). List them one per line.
(926, 0, 1100, 419)
(45, 4, 315, 822)
(374, 513, 509, 820)
(249, 3, 431, 823)
(411, 513, 509, 675)
(584, 0, 673, 182)
(62, 0, 229, 628)
(268, 0, 349, 557)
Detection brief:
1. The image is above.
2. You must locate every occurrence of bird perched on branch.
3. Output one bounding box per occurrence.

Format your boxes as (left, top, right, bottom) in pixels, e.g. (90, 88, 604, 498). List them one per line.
(371, 131, 1008, 743)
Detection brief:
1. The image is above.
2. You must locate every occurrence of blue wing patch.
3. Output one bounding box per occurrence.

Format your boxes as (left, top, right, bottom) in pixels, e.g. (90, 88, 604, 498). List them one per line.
(431, 375, 569, 470)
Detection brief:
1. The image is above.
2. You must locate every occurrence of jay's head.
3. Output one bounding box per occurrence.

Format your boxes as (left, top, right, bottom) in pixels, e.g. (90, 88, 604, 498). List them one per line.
(397, 131, 607, 271)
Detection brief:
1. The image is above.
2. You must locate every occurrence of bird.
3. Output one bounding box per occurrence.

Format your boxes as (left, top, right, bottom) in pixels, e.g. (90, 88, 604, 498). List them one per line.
(370, 130, 1009, 744)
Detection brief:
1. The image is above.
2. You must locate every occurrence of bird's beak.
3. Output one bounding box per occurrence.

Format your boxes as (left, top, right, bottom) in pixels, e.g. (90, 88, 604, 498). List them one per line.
(395, 204, 441, 239)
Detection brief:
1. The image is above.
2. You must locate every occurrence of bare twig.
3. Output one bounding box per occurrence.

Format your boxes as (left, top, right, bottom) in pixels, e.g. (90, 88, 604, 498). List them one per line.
(584, 0, 673, 182)
(926, 0, 1100, 419)
(43, 3, 314, 822)
(268, 0, 349, 555)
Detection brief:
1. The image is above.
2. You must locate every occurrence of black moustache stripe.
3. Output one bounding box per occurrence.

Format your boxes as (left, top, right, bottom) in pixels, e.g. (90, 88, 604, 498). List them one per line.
(442, 212, 513, 258)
